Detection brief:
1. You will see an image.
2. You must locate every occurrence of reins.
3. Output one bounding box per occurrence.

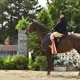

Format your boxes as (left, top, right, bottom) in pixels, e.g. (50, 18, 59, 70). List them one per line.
(37, 31, 51, 35)
(27, 28, 51, 35)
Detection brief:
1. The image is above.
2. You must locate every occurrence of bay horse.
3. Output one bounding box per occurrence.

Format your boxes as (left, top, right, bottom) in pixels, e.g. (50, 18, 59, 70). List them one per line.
(25, 20, 80, 76)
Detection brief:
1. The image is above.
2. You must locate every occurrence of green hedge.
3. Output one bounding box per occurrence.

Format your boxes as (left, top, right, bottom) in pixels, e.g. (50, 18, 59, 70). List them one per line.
(0, 57, 5, 69)
(0, 54, 28, 70)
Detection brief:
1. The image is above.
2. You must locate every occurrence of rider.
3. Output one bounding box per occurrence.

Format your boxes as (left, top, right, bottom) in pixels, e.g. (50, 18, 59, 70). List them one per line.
(50, 11, 68, 40)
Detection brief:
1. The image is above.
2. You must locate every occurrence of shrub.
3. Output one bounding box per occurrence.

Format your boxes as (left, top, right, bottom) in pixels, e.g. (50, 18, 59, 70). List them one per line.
(11, 54, 28, 69)
(35, 56, 47, 67)
(28, 57, 39, 71)
(0, 57, 5, 69)
(4, 56, 15, 69)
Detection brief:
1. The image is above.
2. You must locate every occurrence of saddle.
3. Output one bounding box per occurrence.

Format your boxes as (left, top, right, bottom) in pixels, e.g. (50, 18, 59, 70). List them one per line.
(55, 34, 66, 42)
(50, 34, 67, 54)
(49, 32, 67, 53)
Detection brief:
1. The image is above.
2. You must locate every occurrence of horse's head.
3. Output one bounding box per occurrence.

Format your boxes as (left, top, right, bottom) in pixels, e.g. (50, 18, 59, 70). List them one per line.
(25, 19, 36, 35)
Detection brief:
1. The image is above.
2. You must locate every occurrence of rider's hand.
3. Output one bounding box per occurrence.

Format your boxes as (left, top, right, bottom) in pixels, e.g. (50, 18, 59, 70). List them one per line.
(50, 34, 54, 40)
(52, 28, 55, 32)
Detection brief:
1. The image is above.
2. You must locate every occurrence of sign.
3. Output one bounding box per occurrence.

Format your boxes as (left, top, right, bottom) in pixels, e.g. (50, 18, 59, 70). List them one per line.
(18, 30, 27, 56)
(0, 45, 17, 57)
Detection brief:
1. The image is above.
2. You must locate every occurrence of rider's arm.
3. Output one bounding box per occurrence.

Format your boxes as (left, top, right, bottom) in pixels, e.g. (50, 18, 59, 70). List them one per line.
(53, 19, 63, 31)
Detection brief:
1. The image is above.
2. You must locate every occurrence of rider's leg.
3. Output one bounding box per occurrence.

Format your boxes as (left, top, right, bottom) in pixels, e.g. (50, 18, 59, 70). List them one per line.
(50, 32, 64, 40)
(51, 32, 63, 37)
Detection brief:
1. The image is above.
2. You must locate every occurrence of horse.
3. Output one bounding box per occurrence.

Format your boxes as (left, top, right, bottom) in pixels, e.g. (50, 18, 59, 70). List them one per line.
(25, 20, 80, 76)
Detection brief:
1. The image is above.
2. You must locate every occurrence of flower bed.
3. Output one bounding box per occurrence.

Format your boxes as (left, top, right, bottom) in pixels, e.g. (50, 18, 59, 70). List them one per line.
(53, 59, 74, 71)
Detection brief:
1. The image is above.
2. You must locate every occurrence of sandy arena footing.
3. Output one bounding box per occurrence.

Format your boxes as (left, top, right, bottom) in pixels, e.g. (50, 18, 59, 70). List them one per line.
(0, 70, 80, 80)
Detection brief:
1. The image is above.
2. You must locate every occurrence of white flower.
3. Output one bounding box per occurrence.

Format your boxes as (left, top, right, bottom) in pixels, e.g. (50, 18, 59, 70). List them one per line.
(53, 59, 73, 67)
(54, 60, 57, 65)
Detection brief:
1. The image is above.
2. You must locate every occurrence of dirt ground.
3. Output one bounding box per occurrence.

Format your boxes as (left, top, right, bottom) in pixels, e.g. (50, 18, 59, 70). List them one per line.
(0, 70, 80, 80)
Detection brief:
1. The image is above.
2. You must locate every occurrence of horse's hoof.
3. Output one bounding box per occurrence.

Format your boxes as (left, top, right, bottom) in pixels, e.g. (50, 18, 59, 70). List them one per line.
(77, 76, 80, 79)
(47, 70, 51, 76)
(46, 74, 50, 76)
(46, 72, 50, 76)
(78, 72, 80, 76)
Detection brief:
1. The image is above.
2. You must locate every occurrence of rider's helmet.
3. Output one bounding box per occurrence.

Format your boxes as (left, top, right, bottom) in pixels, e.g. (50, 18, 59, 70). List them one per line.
(59, 11, 65, 16)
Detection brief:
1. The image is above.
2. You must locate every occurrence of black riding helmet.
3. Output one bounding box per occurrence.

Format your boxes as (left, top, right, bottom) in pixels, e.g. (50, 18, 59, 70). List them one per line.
(59, 11, 65, 16)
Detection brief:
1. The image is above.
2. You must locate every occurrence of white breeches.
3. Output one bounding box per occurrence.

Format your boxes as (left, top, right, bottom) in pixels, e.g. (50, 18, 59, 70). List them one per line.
(50, 32, 63, 39)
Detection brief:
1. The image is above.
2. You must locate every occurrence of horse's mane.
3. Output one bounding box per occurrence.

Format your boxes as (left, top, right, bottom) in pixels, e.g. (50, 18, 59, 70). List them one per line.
(35, 21, 49, 32)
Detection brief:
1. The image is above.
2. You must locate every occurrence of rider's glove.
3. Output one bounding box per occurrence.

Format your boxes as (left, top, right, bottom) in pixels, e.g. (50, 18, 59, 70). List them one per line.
(52, 28, 55, 32)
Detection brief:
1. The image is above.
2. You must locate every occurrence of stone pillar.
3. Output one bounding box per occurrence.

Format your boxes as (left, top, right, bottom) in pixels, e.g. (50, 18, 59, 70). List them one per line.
(18, 30, 28, 56)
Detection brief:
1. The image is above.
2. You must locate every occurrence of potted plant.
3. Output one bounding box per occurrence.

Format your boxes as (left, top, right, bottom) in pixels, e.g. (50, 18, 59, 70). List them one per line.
(35, 56, 47, 71)
(15, 16, 29, 30)
(54, 58, 75, 71)
(77, 60, 80, 70)
(53, 59, 68, 71)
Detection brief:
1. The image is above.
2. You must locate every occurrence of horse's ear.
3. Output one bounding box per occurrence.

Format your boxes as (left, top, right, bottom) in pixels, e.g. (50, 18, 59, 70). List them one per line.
(30, 18, 35, 23)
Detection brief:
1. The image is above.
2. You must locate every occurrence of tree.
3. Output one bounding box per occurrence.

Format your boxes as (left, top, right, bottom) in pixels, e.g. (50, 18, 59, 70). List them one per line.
(73, 13, 80, 33)
(36, 8, 53, 30)
(47, 0, 80, 33)
(27, 32, 43, 56)
(0, 0, 41, 39)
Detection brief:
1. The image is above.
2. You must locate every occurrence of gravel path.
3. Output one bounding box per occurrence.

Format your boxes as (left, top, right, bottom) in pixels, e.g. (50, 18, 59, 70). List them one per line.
(0, 70, 80, 80)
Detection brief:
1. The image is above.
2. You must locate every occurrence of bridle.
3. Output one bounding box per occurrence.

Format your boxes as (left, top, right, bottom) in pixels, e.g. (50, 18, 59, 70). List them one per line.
(25, 28, 30, 35)
(37, 31, 51, 35)
(27, 28, 30, 35)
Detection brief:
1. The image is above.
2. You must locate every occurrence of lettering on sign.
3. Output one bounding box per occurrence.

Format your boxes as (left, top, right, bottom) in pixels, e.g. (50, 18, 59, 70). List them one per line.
(0, 45, 17, 57)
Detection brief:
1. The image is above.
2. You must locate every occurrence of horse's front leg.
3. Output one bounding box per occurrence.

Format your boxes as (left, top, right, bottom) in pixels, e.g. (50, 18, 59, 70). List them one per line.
(45, 52, 52, 75)
(47, 58, 52, 75)
(78, 72, 80, 76)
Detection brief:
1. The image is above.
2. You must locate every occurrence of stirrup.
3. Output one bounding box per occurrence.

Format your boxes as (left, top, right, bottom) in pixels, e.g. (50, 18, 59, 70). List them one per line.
(57, 38, 59, 42)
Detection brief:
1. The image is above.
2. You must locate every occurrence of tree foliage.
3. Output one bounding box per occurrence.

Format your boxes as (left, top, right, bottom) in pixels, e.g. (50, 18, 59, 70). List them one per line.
(27, 32, 43, 56)
(0, 0, 41, 39)
(47, 0, 80, 32)
(15, 16, 29, 30)
(36, 8, 53, 30)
